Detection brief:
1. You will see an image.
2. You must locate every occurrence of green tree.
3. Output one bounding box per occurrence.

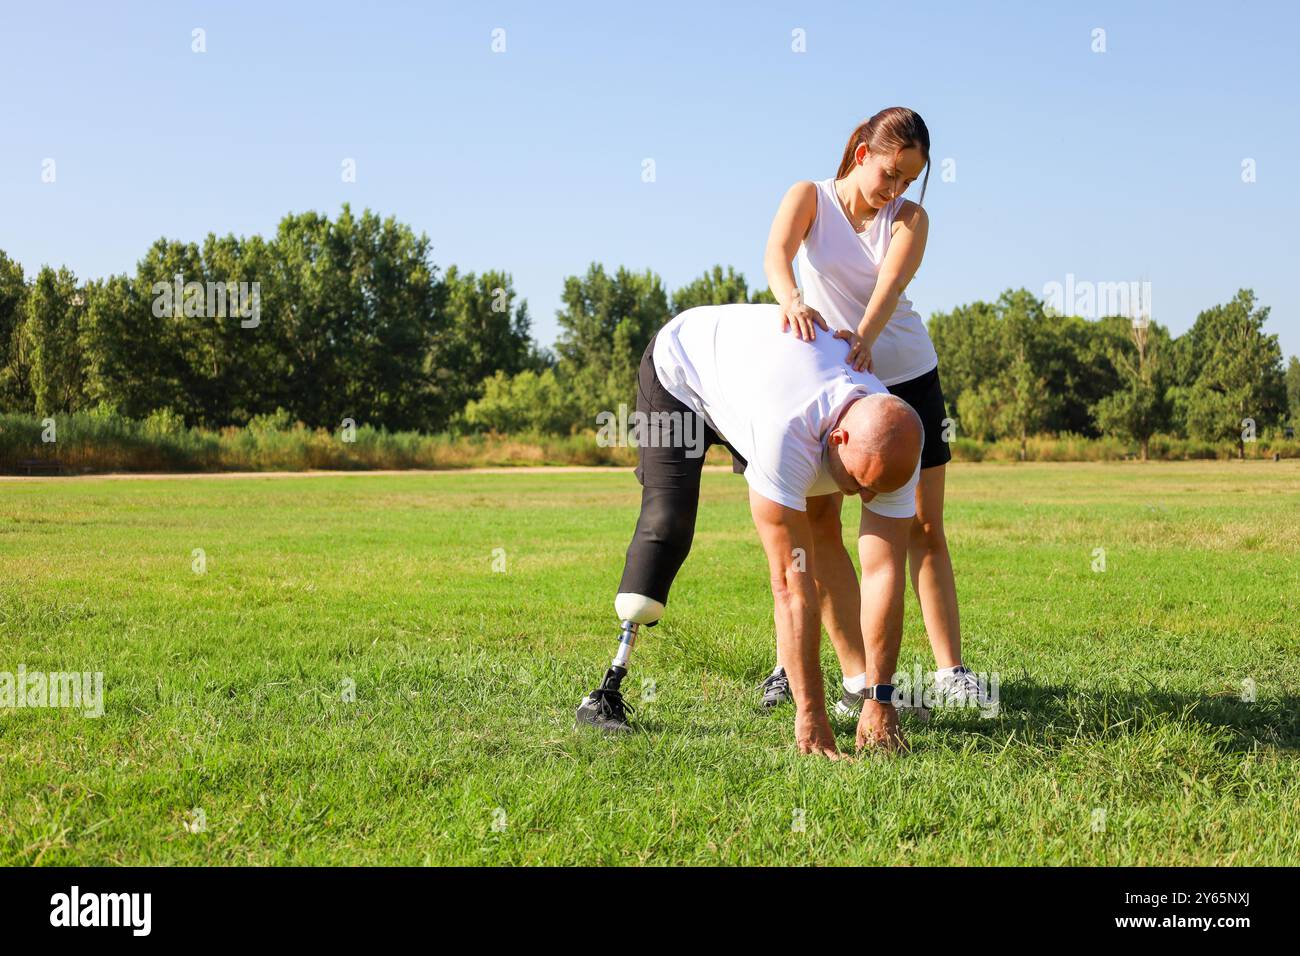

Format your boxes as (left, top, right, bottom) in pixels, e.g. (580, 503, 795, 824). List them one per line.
(934, 289, 1055, 450)
(1001, 290, 1061, 442)
(927, 298, 1001, 420)
(429, 266, 540, 426)
(1006, 346, 1049, 458)
(1091, 318, 1173, 459)
(268, 206, 444, 431)
(953, 388, 998, 443)
(23, 266, 85, 416)
(1039, 312, 1126, 436)
(463, 368, 579, 434)
(554, 264, 669, 418)
(0, 251, 29, 411)
(1285, 355, 1300, 424)
(196, 231, 288, 426)
(954, 346, 1048, 455)
(132, 237, 209, 422)
(670, 265, 754, 313)
(1172, 289, 1285, 457)
(80, 274, 149, 417)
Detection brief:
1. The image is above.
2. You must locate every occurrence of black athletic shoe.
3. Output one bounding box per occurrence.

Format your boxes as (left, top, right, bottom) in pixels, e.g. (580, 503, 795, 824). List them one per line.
(576, 667, 635, 734)
(759, 667, 792, 708)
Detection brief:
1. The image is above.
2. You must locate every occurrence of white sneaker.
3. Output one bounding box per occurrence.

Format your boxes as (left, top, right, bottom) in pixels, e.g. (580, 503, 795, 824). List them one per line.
(935, 666, 988, 708)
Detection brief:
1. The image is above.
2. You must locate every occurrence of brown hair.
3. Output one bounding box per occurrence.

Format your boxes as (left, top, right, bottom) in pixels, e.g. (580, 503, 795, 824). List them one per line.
(835, 107, 931, 204)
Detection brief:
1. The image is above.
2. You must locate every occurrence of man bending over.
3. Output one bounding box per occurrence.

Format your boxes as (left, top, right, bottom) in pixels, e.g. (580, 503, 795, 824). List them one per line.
(575, 303, 923, 759)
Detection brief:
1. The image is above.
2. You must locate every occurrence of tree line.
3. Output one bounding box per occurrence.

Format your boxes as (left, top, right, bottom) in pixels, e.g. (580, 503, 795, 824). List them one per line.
(2, 206, 1296, 456)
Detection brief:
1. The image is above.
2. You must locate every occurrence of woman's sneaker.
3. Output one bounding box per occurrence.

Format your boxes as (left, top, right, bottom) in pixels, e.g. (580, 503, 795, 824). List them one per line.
(935, 665, 988, 708)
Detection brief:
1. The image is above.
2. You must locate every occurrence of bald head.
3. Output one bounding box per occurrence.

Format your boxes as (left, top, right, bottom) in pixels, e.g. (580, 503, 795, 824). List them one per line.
(830, 394, 923, 495)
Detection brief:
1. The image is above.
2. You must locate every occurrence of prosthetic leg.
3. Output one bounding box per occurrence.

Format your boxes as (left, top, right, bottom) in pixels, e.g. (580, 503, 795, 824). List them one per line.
(575, 328, 721, 733)
(575, 594, 664, 733)
(576, 483, 698, 733)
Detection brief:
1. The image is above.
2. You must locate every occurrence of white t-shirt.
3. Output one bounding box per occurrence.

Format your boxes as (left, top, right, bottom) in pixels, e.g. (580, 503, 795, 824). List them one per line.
(652, 303, 918, 518)
(794, 179, 938, 386)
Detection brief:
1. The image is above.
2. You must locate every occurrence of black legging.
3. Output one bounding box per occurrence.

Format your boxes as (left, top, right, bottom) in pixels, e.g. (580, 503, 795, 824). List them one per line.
(616, 334, 746, 610)
(617, 484, 700, 606)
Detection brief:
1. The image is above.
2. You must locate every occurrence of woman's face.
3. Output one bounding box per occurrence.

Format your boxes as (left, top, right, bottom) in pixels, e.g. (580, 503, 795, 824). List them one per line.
(854, 144, 926, 207)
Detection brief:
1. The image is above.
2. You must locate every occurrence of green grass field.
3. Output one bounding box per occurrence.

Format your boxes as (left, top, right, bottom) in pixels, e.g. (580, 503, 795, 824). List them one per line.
(2, 462, 1297, 865)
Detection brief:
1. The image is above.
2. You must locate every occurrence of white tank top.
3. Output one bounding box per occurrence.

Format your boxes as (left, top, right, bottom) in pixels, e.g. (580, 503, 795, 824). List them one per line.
(794, 177, 938, 386)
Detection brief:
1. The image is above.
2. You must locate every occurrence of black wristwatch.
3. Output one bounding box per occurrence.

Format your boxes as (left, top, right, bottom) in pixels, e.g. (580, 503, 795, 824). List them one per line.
(864, 684, 897, 705)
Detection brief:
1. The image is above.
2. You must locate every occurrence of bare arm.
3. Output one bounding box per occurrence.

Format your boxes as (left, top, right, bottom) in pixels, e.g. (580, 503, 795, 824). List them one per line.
(763, 181, 829, 341)
(842, 202, 931, 372)
(854, 503, 913, 752)
(749, 487, 842, 759)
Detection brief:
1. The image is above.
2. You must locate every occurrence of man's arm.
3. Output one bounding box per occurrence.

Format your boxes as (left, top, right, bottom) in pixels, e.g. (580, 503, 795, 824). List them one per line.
(855, 503, 913, 752)
(749, 488, 843, 759)
(805, 492, 866, 681)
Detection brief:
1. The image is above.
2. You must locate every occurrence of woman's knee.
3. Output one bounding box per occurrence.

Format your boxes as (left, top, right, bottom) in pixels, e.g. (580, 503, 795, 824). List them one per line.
(909, 514, 947, 552)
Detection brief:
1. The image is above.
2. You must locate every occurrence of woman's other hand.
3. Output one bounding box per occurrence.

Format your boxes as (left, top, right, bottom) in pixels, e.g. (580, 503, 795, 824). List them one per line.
(833, 329, 874, 373)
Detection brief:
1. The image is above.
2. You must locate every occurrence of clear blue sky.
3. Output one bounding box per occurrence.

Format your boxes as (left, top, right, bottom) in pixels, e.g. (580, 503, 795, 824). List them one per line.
(2, 0, 1296, 360)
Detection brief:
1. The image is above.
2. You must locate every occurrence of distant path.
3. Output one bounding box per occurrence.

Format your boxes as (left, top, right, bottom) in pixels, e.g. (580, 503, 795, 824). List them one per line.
(0, 465, 710, 483)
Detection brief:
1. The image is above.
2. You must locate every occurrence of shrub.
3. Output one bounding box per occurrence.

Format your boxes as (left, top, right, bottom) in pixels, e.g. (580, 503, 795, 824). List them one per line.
(1, 410, 1296, 475)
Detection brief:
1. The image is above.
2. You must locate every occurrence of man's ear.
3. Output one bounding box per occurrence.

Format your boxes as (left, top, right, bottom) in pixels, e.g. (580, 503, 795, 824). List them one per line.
(828, 426, 848, 447)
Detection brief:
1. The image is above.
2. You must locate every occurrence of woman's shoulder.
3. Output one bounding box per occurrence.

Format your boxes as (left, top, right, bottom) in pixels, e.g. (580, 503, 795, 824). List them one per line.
(781, 180, 824, 242)
(786, 179, 823, 199)
(890, 199, 928, 236)
(777, 180, 823, 214)
(893, 199, 928, 226)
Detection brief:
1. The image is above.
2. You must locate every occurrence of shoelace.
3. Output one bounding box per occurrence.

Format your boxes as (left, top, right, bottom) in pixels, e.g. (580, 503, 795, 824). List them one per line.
(947, 667, 984, 699)
(590, 686, 634, 721)
(761, 671, 790, 696)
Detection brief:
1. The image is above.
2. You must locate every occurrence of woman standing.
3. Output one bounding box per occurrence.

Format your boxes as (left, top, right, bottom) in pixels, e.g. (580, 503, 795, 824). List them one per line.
(757, 107, 985, 713)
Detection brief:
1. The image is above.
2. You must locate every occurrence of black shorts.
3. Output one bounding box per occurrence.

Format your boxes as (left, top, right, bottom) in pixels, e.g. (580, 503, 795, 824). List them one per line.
(886, 365, 952, 470)
(633, 334, 748, 489)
